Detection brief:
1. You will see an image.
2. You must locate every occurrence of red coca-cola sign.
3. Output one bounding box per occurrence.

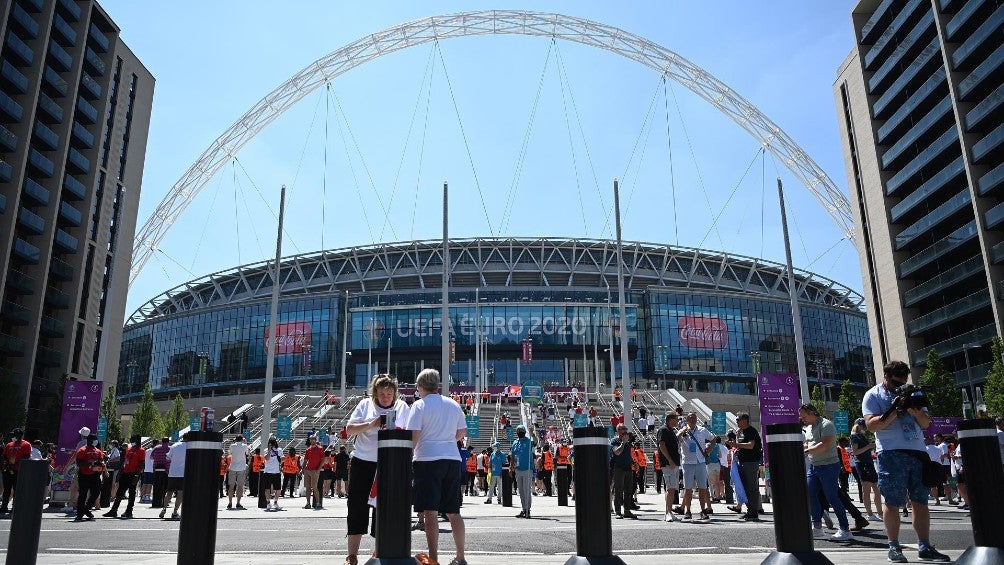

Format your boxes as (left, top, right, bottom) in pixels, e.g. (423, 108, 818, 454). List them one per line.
(678, 315, 728, 349)
(264, 322, 312, 354)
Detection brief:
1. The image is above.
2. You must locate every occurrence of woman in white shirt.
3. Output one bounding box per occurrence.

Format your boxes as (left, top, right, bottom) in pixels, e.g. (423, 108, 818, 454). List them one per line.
(262, 437, 283, 511)
(343, 374, 410, 565)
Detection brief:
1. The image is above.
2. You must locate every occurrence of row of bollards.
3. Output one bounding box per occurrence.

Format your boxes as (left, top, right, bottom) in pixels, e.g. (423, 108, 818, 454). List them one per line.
(4, 420, 1002, 565)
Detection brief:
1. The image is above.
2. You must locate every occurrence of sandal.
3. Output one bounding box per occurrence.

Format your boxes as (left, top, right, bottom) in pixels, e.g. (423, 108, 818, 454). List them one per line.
(343, 556, 358, 565)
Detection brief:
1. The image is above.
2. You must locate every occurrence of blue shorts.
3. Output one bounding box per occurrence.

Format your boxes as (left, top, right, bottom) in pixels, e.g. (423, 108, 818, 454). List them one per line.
(413, 459, 462, 514)
(682, 463, 708, 490)
(876, 450, 929, 507)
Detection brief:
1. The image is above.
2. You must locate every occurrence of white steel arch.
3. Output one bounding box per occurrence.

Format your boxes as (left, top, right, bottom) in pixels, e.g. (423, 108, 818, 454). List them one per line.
(130, 10, 856, 286)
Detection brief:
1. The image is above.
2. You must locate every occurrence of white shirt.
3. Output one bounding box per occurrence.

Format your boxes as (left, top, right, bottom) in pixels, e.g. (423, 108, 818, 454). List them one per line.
(407, 393, 466, 462)
(144, 448, 154, 473)
(679, 426, 716, 465)
(347, 397, 411, 462)
(29, 447, 41, 460)
(167, 442, 187, 478)
(263, 447, 282, 474)
(229, 441, 248, 472)
(719, 444, 729, 466)
(935, 441, 950, 464)
(647, 414, 656, 429)
(638, 417, 647, 431)
(925, 444, 942, 463)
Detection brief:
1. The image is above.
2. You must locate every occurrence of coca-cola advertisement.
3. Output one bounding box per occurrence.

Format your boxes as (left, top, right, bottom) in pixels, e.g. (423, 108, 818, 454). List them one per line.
(264, 322, 312, 354)
(678, 315, 728, 349)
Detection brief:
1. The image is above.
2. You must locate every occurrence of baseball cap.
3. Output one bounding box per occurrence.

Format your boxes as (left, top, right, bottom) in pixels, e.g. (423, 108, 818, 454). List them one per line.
(516, 424, 526, 431)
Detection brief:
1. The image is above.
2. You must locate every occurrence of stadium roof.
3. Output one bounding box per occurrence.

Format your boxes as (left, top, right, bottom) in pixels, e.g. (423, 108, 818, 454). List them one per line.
(127, 237, 865, 325)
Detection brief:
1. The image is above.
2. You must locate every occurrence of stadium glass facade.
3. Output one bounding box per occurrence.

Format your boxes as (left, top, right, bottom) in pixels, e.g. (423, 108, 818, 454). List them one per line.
(117, 238, 871, 401)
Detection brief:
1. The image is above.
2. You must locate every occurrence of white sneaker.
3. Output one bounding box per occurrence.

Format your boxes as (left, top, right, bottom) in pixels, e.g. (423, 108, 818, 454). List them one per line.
(812, 528, 827, 539)
(830, 529, 853, 542)
(665, 512, 676, 522)
(868, 513, 883, 522)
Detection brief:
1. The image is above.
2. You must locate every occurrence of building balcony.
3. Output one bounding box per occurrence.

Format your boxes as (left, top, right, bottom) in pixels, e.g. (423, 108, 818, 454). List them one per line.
(5, 269, 36, 295)
(44, 286, 70, 309)
(1, 59, 29, 93)
(33, 120, 60, 150)
(67, 147, 89, 174)
(88, 23, 109, 53)
(0, 159, 12, 183)
(894, 189, 971, 251)
(43, 66, 67, 97)
(52, 13, 77, 45)
(0, 91, 24, 121)
(28, 149, 55, 178)
(47, 40, 73, 72)
(890, 157, 965, 222)
(10, 4, 40, 39)
(36, 345, 62, 366)
(899, 220, 978, 277)
(1, 300, 31, 325)
(39, 316, 66, 337)
(907, 288, 991, 337)
(17, 206, 46, 234)
(62, 174, 86, 200)
(979, 162, 1004, 195)
(21, 0, 43, 13)
(80, 73, 101, 100)
(75, 97, 97, 124)
(12, 238, 40, 264)
(57, 0, 81, 21)
(0, 123, 19, 152)
(958, 44, 1004, 102)
(20, 180, 48, 210)
(0, 333, 26, 356)
(5, 30, 34, 65)
(58, 201, 82, 227)
(952, 5, 1004, 71)
(913, 323, 997, 365)
(54, 228, 77, 252)
(49, 256, 73, 280)
(37, 93, 63, 124)
(71, 122, 93, 148)
(83, 47, 105, 76)
(972, 123, 1004, 164)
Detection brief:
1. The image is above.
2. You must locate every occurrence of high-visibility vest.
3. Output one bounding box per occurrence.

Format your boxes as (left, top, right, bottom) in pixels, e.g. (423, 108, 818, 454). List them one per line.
(637, 448, 648, 468)
(543, 451, 554, 471)
(466, 454, 477, 473)
(252, 454, 264, 472)
(652, 450, 662, 471)
(282, 455, 299, 474)
(838, 446, 852, 473)
(556, 445, 570, 465)
(481, 454, 490, 473)
(220, 454, 231, 476)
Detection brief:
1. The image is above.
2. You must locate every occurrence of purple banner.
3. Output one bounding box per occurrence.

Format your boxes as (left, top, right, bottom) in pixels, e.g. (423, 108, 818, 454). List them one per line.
(924, 416, 962, 442)
(53, 380, 103, 490)
(757, 373, 801, 465)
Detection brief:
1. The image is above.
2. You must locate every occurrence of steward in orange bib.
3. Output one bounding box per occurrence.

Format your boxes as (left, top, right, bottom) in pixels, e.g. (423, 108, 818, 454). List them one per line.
(652, 448, 664, 494)
(219, 453, 231, 498)
(249, 448, 264, 496)
(540, 449, 554, 496)
(280, 448, 300, 498)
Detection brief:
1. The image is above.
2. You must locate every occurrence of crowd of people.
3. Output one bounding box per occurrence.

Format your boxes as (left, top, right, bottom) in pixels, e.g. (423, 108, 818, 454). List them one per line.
(3, 360, 1004, 565)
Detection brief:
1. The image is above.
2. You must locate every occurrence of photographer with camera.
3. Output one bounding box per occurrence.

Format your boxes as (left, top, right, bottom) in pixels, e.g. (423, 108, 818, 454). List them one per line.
(677, 412, 716, 521)
(862, 360, 949, 563)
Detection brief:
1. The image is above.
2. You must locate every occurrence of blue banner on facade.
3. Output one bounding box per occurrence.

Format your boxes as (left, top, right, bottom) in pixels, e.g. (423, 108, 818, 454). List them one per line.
(466, 415, 480, 438)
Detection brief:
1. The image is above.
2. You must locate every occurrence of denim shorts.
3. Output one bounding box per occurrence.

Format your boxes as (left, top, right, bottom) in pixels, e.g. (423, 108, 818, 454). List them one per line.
(682, 463, 708, 490)
(876, 450, 929, 507)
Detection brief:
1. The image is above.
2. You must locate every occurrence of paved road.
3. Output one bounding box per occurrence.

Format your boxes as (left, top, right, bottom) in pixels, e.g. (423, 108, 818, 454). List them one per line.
(0, 490, 976, 564)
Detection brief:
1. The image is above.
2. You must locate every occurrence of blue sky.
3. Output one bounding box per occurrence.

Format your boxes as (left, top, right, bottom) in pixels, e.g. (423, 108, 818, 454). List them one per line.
(107, 1, 863, 315)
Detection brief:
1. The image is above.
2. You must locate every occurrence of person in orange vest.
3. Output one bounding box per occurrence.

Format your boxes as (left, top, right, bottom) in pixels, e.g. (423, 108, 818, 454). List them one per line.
(555, 440, 571, 499)
(321, 448, 335, 499)
(540, 445, 554, 496)
(633, 445, 648, 495)
(219, 450, 231, 499)
(249, 448, 264, 497)
(465, 451, 479, 496)
(281, 447, 300, 498)
(481, 389, 490, 403)
(652, 448, 663, 494)
(837, 437, 853, 494)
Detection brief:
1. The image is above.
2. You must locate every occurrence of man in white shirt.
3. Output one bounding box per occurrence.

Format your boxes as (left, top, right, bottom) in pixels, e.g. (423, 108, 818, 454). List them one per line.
(227, 435, 249, 510)
(407, 369, 467, 565)
(677, 412, 716, 521)
(159, 435, 187, 520)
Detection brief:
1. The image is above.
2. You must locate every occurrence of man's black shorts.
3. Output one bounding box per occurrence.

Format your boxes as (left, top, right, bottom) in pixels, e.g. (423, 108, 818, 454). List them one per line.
(413, 459, 462, 514)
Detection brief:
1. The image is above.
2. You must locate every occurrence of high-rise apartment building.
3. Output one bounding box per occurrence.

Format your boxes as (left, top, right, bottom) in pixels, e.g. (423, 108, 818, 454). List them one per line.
(834, 0, 1002, 405)
(1, 0, 153, 438)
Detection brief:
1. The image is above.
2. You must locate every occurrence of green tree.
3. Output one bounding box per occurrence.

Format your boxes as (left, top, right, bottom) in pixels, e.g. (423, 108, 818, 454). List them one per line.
(163, 393, 188, 435)
(984, 336, 1004, 417)
(811, 385, 825, 417)
(837, 379, 861, 422)
(131, 383, 163, 438)
(0, 365, 26, 435)
(99, 385, 123, 442)
(918, 349, 963, 417)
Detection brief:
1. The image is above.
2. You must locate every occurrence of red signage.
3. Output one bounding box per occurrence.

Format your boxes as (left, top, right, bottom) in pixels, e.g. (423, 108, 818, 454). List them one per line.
(678, 315, 728, 349)
(264, 322, 312, 354)
(522, 339, 533, 364)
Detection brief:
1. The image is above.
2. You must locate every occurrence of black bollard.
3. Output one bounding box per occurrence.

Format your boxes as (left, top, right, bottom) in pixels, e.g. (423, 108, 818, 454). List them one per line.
(954, 419, 1004, 565)
(177, 431, 223, 565)
(557, 465, 570, 506)
(501, 465, 513, 507)
(5, 460, 49, 565)
(564, 426, 625, 565)
(761, 423, 832, 565)
(364, 429, 419, 565)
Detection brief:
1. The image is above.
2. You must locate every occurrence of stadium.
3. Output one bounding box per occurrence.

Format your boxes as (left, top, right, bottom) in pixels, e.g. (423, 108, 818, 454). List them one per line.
(116, 236, 872, 403)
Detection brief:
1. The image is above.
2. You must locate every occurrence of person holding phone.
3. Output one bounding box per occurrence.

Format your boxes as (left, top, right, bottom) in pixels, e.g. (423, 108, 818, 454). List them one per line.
(343, 374, 410, 565)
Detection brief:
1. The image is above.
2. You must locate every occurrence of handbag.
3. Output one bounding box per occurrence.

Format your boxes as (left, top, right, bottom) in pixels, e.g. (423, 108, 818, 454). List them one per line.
(910, 451, 943, 488)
